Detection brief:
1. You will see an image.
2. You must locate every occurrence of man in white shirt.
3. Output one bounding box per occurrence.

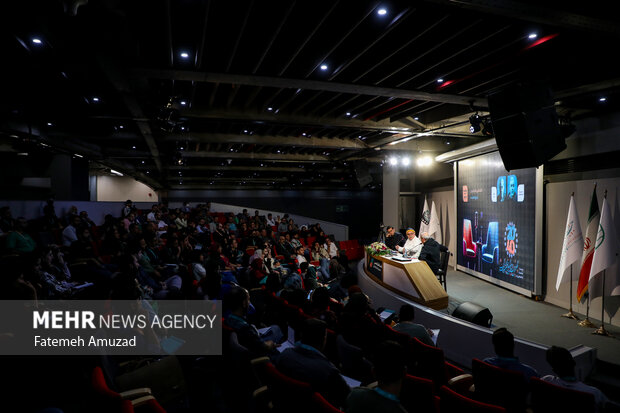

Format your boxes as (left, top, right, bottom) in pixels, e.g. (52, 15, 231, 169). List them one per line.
(395, 228, 422, 258)
(146, 204, 159, 222)
(324, 238, 339, 259)
(62, 215, 81, 246)
(266, 213, 276, 227)
(542, 346, 610, 412)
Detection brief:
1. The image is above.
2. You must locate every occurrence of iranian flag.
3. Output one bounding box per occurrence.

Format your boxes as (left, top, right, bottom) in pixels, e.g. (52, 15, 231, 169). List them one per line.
(576, 185, 599, 302)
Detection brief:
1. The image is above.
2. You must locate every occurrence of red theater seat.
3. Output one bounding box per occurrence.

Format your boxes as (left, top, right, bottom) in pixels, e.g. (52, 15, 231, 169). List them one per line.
(530, 377, 596, 413)
(440, 385, 506, 413)
(408, 338, 464, 392)
(310, 392, 344, 413)
(471, 358, 529, 413)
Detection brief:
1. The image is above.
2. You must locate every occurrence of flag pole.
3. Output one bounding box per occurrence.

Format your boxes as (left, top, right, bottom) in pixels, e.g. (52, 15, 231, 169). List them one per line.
(561, 264, 579, 319)
(592, 271, 613, 336)
(578, 293, 597, 328)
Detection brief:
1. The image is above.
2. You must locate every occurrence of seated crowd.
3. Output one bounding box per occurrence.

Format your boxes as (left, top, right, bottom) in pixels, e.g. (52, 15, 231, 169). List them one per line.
(0, 201, 617, 413)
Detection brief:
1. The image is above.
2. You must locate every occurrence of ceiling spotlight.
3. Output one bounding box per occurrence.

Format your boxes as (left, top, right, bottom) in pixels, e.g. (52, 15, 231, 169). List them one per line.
(377, 8, 387, 15)
(599, 97, 607, 102)
(417, 156, 432, 167)
(389, 157, 398, 166)
(180, 101, 187, 105)
(528, 33, 538, 39)
(110, 169, 123, 176)
(179, 52, 189, 59)
(481, 118, 493, 136)
(446, 140, 451, 145)
(414, 117, 419, 120)
(401, 157, 411, 166)
(32, 38, 42, 44)
(320, 64, 328, 70)
(267, 107, 273, 111)
(469, 113, 482, 133)
(345, 112, 351, 116)
(92, 97, 100, 102)
(47, 122, 53, 126)
(437, 78, 444, 84)
(132, 145, 136, 149)
(119, 125, 124, 129)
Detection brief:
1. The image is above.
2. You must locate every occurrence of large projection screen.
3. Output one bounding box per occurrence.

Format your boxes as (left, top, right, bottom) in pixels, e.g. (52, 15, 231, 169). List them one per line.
(456, 151, 542, 296)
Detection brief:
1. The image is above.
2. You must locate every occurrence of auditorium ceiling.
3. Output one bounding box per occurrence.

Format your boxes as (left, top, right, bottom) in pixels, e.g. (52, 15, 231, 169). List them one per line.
(2, 0, 619, 190)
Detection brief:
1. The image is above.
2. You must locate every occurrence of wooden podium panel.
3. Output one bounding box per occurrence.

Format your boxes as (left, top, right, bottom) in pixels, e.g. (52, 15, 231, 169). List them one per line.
(365, 252, 449, 310)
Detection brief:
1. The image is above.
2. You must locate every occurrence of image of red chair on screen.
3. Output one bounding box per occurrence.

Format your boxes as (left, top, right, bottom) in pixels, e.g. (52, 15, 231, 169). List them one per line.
(463, 219, 477, 270)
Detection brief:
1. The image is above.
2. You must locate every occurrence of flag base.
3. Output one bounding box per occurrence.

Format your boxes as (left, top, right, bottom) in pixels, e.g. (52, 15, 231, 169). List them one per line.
(578, 318, 597, 328)
(592, 326, 613, 337)
(561, 310, 580, 320)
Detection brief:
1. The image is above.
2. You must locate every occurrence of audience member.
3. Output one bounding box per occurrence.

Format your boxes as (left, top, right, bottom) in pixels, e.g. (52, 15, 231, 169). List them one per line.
(277, 318, 351, 408)
(392, 304, 434, 346)
(542, 346, 610, 412)
(345, 341, 408, 413)
(483, 327, 539, 380)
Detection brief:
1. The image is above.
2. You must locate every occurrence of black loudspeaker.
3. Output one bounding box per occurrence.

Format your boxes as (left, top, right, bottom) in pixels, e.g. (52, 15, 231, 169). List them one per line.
(488, 81, 566, 170)
(452, 301, 493, 328)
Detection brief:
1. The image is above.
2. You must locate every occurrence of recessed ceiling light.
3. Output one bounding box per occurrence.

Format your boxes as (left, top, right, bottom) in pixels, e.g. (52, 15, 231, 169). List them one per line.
(528, 33, 538, 39)
(437, 78, 444, 83)
(402, 157, 411, 166)
(377, 8, 387, 15)
(267, 107, 273, 111)
(32, 38, 42, 44)
(320, 64, 328, 70)
(141, 160, 145, 164)
(599, 97, 607, 102)
(244, 129, 248, 133)
(146, 171, 150, 174)
(47, 122, 53, 126)
(389, 157, 398, 165)
(119, 125, 124, 129)
(346, 112, 351, 116)
(180, 101, 187, 105)
(132, 145, 136, 149)
(180, 52, 189, 59)
(414, 117, 419, 120)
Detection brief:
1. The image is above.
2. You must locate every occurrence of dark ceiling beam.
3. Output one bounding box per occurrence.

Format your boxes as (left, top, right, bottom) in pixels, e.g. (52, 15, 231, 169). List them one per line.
(98, 58, 163, 173)
(159, 165, 348, 173)
(162, 132, 370, 149)
(132, 69, 487, 107)
(179, 150, 383, 163)
(244, 1, 339, 109)
(181, 108, 414, 132)
(423, 0, 620, 36)
(208, 0, 254, 107)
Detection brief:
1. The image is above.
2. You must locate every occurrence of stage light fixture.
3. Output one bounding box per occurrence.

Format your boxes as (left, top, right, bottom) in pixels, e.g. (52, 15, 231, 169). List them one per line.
(469, 113, 482, 133)
(481, 118, 493, 137)
(401, 157, 411, 166)
(389, 157, 398, 166)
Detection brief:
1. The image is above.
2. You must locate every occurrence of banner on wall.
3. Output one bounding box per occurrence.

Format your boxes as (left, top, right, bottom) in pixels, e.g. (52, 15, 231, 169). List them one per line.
(456, 151, 537, 293)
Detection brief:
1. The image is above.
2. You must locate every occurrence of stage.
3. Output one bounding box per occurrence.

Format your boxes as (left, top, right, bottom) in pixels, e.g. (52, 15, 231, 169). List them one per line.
(354, 259, 620, 400)
(442, 269, 620, 367)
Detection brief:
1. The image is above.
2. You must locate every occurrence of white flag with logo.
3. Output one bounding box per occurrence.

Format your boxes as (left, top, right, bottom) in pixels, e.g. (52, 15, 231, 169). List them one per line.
(420, 197, 430, 235)
(589, 196, 619, 299)
(429, 201, 442, 244)
(556, 195, 583, 290)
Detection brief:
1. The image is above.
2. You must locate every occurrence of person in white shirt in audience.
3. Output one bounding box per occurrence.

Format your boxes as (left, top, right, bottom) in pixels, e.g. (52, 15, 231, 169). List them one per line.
(146, 204, 158, 222)
(325, 237, 339, 259)
(395, 228, 422, 258)
(542, 346, 611, 412)
(266, 213, 276, 227)
(62, 215, 81, 247)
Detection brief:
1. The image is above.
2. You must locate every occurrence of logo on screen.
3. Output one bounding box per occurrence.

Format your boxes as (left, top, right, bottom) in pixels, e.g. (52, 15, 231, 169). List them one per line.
(504, 222, 518, 258)
(463, 186, 468, 202)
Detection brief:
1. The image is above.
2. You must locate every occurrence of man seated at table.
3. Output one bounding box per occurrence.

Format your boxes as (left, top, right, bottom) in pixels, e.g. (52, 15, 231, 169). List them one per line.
(395, 228, 422, 258)
(385, 226, 405, 251)
(418, 232, 448, 274)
